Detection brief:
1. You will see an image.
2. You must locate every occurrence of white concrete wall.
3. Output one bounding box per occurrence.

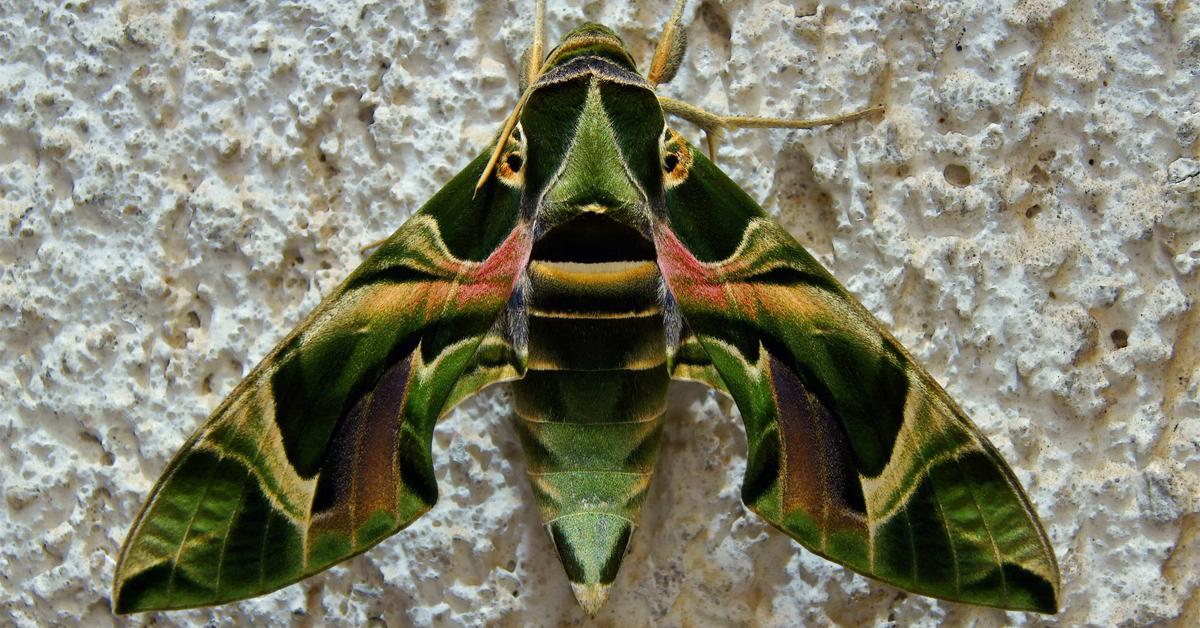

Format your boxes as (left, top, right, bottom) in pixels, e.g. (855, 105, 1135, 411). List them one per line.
(1, 0, 1196, 625)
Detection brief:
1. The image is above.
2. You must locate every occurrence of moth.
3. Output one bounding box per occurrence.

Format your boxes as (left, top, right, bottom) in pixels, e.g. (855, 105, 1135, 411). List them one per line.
(113, 0, 1060, 616)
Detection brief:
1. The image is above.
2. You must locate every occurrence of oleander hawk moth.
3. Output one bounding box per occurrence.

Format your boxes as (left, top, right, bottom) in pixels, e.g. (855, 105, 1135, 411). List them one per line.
(113, 0, 1060, 616)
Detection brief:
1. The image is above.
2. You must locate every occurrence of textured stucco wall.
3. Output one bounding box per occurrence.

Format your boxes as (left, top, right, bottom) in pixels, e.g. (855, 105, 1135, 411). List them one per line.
(1, 0, 1197, 625)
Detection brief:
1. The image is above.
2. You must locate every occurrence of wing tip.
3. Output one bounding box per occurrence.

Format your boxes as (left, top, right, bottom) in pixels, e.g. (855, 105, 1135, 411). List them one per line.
(926, 563, 1061, 615)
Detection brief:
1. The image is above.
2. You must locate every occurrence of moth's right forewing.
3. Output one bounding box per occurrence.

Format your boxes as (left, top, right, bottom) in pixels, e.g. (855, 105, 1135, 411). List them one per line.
(654, 142, 1060, 614)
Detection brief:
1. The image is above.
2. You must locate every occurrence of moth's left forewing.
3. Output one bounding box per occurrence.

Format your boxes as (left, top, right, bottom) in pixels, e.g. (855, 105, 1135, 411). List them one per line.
(113, 150, 531, 613)
(653, 140, 1060, 613)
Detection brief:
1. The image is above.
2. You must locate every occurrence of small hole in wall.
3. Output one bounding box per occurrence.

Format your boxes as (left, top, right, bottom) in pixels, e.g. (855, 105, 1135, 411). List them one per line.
(1029, 164, 1050, 186)
(1111, 329, 1129, 349)
(1025, 204, 1042, 218)
(943, 164, 971, 187)
(358, 103, 377, 126)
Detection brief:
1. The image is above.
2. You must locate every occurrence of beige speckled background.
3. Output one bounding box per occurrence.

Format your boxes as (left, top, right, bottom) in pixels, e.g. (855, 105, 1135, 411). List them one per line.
(1, 0, 1197, 625)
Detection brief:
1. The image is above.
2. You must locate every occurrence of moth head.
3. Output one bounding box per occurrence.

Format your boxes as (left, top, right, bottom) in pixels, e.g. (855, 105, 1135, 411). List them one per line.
(543, 23, 638, 74)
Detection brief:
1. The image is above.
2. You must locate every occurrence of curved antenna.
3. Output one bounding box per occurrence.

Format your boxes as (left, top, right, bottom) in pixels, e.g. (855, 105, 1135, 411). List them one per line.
(474, 5, 634, 196)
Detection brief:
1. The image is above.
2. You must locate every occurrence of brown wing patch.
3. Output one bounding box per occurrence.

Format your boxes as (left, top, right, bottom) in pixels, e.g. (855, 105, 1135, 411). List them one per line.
(310, 353, 413, 544)
(768, 355, 867, 544)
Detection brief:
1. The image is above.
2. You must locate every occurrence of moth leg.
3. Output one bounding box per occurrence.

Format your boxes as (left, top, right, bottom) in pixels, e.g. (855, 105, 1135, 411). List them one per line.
(703, 129, 720, 161)
(720, 106, 885, 131)
(659, 96, 884, 161)
(359, 235, 390, 254)
(648, 0, 688, 85)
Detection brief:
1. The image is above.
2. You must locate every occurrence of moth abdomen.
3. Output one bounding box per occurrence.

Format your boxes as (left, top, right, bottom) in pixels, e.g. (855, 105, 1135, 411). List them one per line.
(511, 221, 669, 612)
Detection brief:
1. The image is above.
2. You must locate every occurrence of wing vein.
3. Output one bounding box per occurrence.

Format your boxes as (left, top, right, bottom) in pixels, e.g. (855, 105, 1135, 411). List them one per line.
(214, 413, 275, 600)
(213, 466, 252, 601)
(164, 447, 222, 604)
(900, 398, 962, 595)
(258, 501, 272, 590)
(955, 452, 1008, 603)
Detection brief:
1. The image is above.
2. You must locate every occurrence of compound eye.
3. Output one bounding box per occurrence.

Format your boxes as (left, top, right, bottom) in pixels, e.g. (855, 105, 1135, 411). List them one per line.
(659, 127, 691, 188)
(505, 152, 523, 173)
(497, 124, 526, 187)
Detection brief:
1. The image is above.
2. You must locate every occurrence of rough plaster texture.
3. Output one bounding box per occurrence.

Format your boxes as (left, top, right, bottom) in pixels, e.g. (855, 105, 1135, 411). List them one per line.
(1, 0, 1197, 625)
